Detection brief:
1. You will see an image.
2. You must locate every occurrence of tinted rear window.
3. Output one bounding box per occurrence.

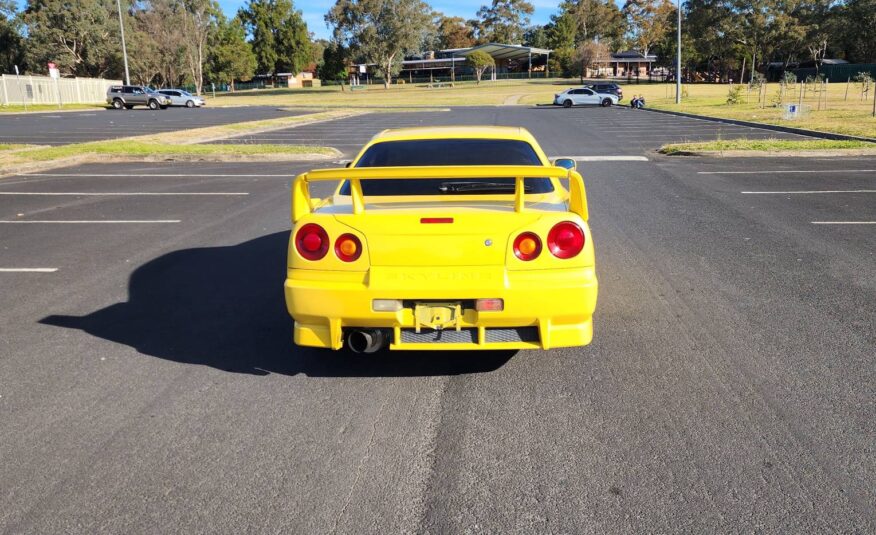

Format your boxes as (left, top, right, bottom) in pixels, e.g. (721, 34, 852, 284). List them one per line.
(341, 138, 553, 196)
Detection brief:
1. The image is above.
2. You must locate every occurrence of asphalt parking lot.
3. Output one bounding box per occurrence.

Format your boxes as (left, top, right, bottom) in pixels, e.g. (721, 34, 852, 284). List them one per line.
(1, 107, 874, 532)
(214, 105, 812, 156)
(0, 106, 312, 146)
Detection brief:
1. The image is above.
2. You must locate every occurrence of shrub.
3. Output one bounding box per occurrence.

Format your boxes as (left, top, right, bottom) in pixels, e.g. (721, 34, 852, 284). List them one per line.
(750, 72, 766, 89)
(726, 85, 743, 105)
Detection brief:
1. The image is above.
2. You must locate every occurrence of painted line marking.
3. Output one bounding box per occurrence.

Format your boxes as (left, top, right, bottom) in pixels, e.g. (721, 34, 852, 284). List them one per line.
(811, 221, 876, 225)
(742, 190, 876, 195)
(699, 169, 876, 175)
(0, 192, 249, 196)
(0, 220, 181, 224)
(0, 268, 58, 273)
(21, 173, 288, 178)
(556, 156, 649, 162)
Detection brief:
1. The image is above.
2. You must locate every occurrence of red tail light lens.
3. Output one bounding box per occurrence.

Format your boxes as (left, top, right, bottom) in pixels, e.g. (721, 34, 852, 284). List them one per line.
(513, 232, 542, 261)
(547, 221, 585, 259)
(295, 223, 329, 260)
(335, 233, 362, 262)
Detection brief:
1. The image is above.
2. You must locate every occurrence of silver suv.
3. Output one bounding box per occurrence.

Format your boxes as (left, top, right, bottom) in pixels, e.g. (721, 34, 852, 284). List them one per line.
(106, 85, 172, 110)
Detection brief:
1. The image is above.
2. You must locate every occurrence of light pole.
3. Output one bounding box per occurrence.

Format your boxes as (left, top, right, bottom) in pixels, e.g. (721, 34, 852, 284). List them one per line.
(116, 0, 130, 85)
(676, 0, 681, 104)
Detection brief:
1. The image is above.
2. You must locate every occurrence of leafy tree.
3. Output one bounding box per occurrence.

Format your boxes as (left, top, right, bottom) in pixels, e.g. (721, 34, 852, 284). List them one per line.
(837, 0, 876, 62)
(472, 0, 534, 44)
(0, 0, 24, 73)
(23, 0, 123, 77)
(574, 39, 609, 80)
(435, 15, 475, 49)
(238, 0, 312, 76)
(623, 0, 674, 57)
(523, 24, 549, 48)
(326, 0, 432, 88)
(206, 15, 256, 89)
(557, 0, 625, 50)
(466, 49, 494, 82)
(129, 0, 188, 87)
(319, 40, 349, 82)
(545, 11, 576, 50)
(681, 0, 740, 80)
(181, 0, 221, 94)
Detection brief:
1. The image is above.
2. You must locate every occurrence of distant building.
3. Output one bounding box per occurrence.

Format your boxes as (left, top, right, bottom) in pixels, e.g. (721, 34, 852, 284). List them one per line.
(588, 51, 658, 78)
(350, 43, 552, 83)
(276, 71, 319, 88)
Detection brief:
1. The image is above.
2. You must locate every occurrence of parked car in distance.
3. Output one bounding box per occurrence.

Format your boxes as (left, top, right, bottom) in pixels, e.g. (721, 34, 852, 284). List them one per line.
(586, 82, 623, 100)
(158, 89, 206, 108)
(554, 87, 619, 108)
(106, 85, 171, 110)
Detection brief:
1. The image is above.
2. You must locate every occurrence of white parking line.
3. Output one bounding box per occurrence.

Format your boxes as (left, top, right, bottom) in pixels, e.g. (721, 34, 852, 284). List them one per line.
(0, 268, 58, 273)
(0, 192, 249, 196)
(811, 221, 876, 225)
(742, 190, 876, 194)
(0, 220, 181, 224)
(700, 169, 876, 175)
(21, 173, 288, 177)
(558, 156, 650, 162)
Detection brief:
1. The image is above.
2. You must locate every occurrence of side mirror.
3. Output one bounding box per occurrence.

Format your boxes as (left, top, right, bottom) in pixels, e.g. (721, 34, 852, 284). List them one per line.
(553, 158, 576, 171)
(339, 160, 352, 168)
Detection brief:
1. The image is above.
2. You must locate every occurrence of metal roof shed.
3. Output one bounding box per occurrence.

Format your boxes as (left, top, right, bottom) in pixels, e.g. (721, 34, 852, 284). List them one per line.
(455, 43, 552, 77)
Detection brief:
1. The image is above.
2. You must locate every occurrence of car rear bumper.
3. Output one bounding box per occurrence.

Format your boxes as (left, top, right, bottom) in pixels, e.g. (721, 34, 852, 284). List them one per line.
(285, 265, 598, 350)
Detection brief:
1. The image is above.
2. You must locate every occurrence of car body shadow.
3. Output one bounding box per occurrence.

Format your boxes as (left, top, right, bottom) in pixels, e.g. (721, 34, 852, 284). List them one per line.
(41, 232, 513, 377)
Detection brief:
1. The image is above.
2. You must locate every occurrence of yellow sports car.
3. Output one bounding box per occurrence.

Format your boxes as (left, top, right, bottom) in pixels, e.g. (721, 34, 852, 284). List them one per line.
(284, 126, 598, 352)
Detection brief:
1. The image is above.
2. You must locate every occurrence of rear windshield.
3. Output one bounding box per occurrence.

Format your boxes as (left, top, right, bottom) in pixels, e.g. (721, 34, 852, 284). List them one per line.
(340, 138, 553, 196)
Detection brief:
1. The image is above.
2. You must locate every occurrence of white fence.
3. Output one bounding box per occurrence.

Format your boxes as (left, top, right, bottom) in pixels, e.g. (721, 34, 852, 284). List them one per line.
(0, 75, 122, 106)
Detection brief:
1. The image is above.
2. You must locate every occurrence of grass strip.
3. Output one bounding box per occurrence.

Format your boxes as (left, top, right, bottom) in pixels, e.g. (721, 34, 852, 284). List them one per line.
(0, 103, 104, 113)
(660, 138, 876, 155)
(13, 141, 333, 162)
(139, 108, 364, 144)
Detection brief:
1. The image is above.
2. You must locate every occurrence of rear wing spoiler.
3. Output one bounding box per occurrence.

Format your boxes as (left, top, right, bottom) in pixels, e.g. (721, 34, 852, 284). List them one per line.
(291, 165, 588, 222)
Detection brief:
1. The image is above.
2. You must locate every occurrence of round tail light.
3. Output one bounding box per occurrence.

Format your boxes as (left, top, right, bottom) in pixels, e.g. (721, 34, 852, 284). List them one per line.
(335, 233, 362, 262)
(295, 223, 329, 260)
(547, 221, 585, 259)
(513, 232, 542, 261)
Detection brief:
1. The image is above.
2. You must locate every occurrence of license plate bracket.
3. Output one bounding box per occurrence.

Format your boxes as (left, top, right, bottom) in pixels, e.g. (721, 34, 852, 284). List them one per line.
(414, 302, 462, 333)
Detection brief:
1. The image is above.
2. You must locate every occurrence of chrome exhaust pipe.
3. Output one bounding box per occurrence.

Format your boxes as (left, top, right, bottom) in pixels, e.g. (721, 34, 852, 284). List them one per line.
(347, 329, 387, 354)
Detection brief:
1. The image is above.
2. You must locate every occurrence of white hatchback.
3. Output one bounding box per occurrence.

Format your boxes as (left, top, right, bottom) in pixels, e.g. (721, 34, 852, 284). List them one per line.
(158, 89, 206, 108)
(554, 87, 619, 108)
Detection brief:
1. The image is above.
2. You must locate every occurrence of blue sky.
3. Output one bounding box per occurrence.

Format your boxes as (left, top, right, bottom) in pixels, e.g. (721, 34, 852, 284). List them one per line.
(216, 0, 561, 41)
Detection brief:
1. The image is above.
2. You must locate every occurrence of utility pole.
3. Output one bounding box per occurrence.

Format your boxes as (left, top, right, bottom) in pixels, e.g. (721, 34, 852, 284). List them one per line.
(116, 0, 131, 85)
(675, 0, 682, 104)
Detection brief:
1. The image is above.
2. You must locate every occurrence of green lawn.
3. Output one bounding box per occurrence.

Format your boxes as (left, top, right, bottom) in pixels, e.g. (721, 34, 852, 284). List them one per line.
(208, 79, 568, 107)
(614, 82, 876, 139)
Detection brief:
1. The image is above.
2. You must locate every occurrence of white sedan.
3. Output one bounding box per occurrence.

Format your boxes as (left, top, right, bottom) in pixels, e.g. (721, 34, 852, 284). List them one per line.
(554, 87, 618, 108)
(158, 89, 206, 108)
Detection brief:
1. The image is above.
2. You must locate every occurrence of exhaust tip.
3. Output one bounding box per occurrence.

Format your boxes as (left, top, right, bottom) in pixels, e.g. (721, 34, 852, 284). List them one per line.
(347, 329, 387, 354)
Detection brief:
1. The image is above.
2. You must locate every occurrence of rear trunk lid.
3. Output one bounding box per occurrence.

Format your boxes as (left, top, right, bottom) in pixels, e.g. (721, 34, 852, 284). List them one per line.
(335, 207, 545, 266)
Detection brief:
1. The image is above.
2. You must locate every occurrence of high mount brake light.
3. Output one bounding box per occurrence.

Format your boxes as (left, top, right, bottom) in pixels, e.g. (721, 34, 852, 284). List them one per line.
(547, 221, 585, 259)
(335, 233, 362, 262)
(295, 223, 329, 261)
(513, 232, 542, 261)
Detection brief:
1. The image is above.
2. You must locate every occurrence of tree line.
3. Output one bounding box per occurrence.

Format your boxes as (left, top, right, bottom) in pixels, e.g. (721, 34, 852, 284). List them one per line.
(1, 0, 874, 91)
(0, 0, 312, 93)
